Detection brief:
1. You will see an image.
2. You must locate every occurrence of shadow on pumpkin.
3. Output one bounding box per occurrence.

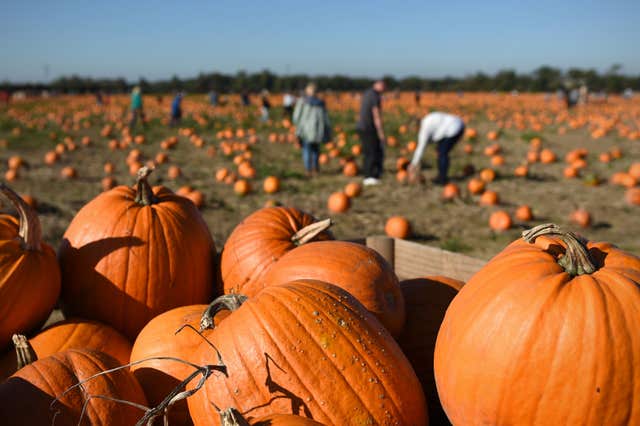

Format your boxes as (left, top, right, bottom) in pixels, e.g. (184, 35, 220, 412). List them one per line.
(0, 376, 82, 426)
(397, 277, 461, 426)
(59, 236, 150, 338)
(241, 353, 312, 419)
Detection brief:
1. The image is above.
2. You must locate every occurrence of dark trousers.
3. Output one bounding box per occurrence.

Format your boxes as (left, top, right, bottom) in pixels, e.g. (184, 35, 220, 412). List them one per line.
(301, 140, 320, 172)
(435, 125, 465, 183)
(359, 130, 383, 179)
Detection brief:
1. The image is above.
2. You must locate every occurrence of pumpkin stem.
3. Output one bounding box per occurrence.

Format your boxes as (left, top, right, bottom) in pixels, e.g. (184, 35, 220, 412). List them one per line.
(12, 334, 37, 369)
(0, 183, 42, 251)
(134, 166, 157, 206)
(522, 223, 596, 276)
(219, 408, 251, 426)
(200, 294, 247, 331)
(291, 218, 332, 246)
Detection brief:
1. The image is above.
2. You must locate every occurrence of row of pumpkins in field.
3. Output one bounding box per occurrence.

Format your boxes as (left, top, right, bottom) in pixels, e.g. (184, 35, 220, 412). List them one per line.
(0, 164, 639, 425)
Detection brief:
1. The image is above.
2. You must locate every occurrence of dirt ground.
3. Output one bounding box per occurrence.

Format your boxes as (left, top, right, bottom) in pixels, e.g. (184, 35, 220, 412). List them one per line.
(0, 92, 638, 263)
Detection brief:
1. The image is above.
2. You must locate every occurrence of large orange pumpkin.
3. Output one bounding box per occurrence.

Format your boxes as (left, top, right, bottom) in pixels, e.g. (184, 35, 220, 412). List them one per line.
(0, 347, 147, 426)
(220, 207, 333, 296)
(187, 280, 427, 426)
(0, 184, 60, 350)
(435, 223, 640, 425)
(130, 304, 210, 426)
(0, 319, 132, 381)
(58, 167, 216, 340)
(262, 241, 405, 336)
(398, 276, 464, 426)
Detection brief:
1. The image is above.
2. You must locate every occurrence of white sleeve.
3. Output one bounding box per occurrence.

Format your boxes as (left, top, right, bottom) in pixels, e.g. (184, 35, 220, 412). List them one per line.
(411, 117, 430, 166)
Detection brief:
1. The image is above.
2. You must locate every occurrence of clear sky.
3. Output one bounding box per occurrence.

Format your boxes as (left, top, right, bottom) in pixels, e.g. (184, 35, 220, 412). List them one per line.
(2, 0, 639, 82)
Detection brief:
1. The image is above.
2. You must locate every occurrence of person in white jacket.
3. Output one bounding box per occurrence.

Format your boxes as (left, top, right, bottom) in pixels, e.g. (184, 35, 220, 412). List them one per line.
(408, 111, 465, 185)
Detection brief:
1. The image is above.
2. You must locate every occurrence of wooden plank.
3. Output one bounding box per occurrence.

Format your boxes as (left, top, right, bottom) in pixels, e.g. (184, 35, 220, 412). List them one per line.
(366, 236, 395, 268)
(392, 238, 486, 282)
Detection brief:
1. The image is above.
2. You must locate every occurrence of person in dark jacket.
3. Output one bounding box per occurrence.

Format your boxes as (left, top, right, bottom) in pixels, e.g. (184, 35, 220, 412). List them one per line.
(356, 80, 386, 186)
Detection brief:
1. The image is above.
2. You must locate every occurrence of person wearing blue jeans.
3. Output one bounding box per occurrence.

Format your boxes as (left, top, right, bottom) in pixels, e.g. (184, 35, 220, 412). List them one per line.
(293, 83, 331, 177)
(302, 141, 320, 174)
(408, 111, 465, 185)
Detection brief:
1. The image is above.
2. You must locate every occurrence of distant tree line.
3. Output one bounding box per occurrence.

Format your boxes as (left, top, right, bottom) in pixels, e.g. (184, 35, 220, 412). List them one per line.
(2, 65, 639, 94)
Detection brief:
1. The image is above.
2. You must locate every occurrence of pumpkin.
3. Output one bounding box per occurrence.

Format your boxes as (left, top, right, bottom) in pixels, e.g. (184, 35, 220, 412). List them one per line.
(515, 205, 533, 221)
(130, 304, 210, 426)
(343, 182, 362, 198)
(479, 168, 496, 183)
(489, 210, 512, 231)
(0, 184, 60, 350)
(0, 345, 147, 426)
(467, 178, 485, 195)
(385, 216, 411, 239)
(168, 165, 182, 179)
(397, 276, 464, 426)
(262, 241, 405, 336)
(187, 280, 427, 426)
(570, 208, 592, 228)
(540, 148, 557, 163)
(220, 207, 333, 296)
(234, 179, 251, 195)
(0, 319, 132, 380)
(263, 176, 280, 194)
(342, 161, 358, 177)
(327, 191, 350, 213)
(58, 167, 215, 340)
(434, 223, 640, 425)
(60, 166, 77, 179)
(442, 183, 460, 200)
(479, 189, 499, 206)
(626, 188, 640, 206)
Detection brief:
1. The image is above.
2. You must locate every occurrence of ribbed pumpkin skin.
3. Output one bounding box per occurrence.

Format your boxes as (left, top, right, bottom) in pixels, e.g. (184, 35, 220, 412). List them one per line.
(220, 207, 333, 296)
(397, 276, 464, 426)
(0, 319, 132, 380)
(187, 280, 427, 426)
(130, 304, 209, 426)
(0, 349, 147, 426)
(434, 236, 640, 425)
(0, 239, 60, 350)
(59, 184, 215, 340)
(0, 214, 18, 240)
(262, 241, 405, 336)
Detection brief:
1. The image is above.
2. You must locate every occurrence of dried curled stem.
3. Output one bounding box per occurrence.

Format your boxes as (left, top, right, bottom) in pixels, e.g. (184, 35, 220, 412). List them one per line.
(0, 183, 42, 250)
(522, 223, 596, 276)
(12, 334, 37, 370)
(290, 218, 332, 246)
(200, 294, 247, 331)
(220, 407, 251, 426)
(134, 166, 157, 206)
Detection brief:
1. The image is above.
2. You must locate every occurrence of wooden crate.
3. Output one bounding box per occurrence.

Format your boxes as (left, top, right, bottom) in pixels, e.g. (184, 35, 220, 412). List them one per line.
(352, 236, 486, 282)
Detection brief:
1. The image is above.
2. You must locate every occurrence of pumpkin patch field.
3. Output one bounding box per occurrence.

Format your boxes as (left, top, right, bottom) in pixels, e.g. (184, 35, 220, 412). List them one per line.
(0, 92, 638, 258)
(0, 92, 639, 425)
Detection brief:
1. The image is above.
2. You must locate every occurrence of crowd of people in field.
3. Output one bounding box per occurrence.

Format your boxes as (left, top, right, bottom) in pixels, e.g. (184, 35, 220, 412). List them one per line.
(121, 81, 472, 186)
(109, 78, 620, 187)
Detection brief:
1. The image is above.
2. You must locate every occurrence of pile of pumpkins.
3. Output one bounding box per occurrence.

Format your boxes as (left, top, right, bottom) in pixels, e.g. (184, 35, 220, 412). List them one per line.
(0, 167, 639, 426)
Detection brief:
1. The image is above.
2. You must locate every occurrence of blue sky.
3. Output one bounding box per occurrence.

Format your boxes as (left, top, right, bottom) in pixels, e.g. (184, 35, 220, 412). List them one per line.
(2, 0, 639, 82)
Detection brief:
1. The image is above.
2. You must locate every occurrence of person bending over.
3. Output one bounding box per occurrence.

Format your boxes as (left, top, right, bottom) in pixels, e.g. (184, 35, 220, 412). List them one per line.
(408, 111, 465, 185)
